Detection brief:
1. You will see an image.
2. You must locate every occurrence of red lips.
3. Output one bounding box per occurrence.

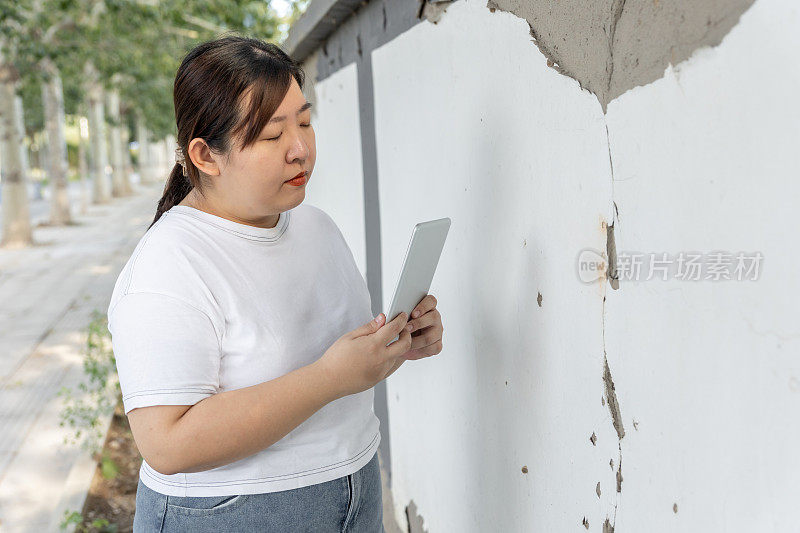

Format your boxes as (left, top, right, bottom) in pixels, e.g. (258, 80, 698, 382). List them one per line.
(286, 171, 307, 182)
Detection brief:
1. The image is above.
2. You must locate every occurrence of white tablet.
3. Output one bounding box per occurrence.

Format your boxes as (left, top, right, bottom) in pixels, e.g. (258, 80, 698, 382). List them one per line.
(385, 217, 451, 346)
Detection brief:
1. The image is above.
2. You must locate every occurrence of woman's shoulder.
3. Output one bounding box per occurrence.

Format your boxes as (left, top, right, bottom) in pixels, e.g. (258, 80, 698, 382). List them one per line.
(108, 212, 218, 316)
(297, 203, 344, 237)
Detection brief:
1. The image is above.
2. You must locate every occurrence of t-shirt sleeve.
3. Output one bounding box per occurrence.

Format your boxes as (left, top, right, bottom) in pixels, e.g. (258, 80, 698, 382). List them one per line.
(108, 291, 222, 415)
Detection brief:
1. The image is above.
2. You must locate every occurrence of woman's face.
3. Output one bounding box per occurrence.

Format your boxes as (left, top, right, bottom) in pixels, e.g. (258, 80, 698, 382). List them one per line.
(202, 76, 316, 227)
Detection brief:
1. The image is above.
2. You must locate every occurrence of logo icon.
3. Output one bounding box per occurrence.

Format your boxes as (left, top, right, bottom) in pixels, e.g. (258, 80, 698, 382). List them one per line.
(577, 248, 607, 283)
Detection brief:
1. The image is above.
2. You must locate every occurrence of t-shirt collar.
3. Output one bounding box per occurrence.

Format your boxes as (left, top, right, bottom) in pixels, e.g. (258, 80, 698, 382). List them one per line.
(168, 205, 290, 242)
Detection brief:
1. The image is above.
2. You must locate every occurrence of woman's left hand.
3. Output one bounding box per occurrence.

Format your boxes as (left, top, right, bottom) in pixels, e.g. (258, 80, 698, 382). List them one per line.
(399, 294, 443, 361)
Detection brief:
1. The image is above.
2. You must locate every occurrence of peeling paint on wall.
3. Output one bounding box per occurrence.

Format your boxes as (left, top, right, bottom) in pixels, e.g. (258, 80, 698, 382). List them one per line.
(603, 357, 625, 440)
(418, 0, 457, 24)
(601, 209, 625, 529)
(485, 0, 755, 111)
(605, 222, 620, 290)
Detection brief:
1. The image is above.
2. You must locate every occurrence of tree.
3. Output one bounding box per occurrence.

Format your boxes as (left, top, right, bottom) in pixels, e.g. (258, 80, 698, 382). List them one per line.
(1, 0, 294, 245)
(0, 4, 35, 247)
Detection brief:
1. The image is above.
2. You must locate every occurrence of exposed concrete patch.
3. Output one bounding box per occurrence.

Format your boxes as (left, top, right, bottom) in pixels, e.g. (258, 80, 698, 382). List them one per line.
(582, 516, 590, 529)
(596, 481, 602, 498)
(604, 123, 620, 292)
(536, 291, 542, 307)
(485, 0, 755, 111)
(603, 517, 615, 533)
(605, 223, 619, 290)
(417, 0, 456, 24)
(603, 357, 625, 440)
(406, 500, 429, 533)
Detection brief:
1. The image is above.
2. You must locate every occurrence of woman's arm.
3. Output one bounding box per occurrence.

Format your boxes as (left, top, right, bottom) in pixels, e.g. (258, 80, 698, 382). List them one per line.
(127, 359, 340, 476)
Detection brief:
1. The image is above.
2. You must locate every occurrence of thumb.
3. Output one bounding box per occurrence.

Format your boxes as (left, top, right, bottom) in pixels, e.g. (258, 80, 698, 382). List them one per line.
(350, 313, 385, 338)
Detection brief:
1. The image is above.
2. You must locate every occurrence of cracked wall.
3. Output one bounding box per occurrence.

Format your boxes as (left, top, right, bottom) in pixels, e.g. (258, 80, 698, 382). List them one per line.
(298, 0, 800, 530)
(486, 0, 756, 111)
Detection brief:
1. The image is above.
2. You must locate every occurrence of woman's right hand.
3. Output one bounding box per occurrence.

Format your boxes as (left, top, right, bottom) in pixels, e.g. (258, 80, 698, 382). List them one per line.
(317, 312, 413, 398)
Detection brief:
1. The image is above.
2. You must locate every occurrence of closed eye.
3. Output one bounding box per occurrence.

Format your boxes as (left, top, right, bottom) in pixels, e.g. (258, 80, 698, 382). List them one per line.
(265, 124, 312, 141)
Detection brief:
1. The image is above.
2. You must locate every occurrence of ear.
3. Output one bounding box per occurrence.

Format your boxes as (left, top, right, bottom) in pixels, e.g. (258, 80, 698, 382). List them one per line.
(187, 138, 221, 176)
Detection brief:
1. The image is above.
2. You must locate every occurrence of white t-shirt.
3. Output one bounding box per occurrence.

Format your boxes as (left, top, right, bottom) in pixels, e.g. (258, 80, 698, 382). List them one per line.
(107, 203, 380, 497)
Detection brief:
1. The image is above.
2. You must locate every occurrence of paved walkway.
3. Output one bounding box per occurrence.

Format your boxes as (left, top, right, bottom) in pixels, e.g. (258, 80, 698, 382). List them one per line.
(0, 182, 163, 532)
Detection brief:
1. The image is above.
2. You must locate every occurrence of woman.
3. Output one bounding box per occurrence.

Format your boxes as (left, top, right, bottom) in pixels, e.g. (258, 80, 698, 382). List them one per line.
(107, 35, 444, 532)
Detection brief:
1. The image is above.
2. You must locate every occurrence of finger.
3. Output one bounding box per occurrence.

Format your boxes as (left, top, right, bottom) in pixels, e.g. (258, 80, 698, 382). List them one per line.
(407, 308, 440, 333)
(384, 326, 413, 359)
(349, 313, 385, 339)
(407, 324, 443, 355)
(411, 294, 437, 319)
(410, 326, 442, 348)
(404, 340, 443, 360)
(374, 312, 408, 345)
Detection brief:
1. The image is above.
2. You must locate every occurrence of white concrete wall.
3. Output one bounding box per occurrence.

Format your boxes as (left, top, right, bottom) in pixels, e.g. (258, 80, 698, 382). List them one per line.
(303, 62, 369, 278)
(603, 0, 800, 529)
(307, 0, 799, 530)
(372, 2, 611, 530)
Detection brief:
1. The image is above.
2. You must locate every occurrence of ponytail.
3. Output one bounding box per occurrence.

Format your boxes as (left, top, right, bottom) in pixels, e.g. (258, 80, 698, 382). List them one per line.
(150, 162, 193, 229)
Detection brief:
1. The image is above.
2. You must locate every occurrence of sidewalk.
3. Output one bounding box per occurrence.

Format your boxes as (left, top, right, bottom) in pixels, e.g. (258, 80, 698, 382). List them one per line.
(0, 183, 163, 532)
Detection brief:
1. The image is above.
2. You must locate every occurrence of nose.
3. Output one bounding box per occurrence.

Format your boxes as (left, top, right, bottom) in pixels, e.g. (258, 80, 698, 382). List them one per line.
(286, 129, 310, 164)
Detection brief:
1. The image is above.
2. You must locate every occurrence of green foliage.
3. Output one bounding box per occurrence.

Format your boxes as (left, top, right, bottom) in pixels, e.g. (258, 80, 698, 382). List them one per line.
(58, 510, 84, 530)
(4, 0, 303, 149)
(59, 508, 119, 533)
(100, 452, 120, 480)
(57, 310, 120, 457)
(56, 310, 123, 532)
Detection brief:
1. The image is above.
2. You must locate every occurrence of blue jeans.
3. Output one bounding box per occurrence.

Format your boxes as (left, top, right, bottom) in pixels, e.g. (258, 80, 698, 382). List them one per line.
(132, 451, 384, 532)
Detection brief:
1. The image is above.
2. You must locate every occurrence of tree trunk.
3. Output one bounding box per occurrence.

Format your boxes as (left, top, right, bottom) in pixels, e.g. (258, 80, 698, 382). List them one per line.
(14, 94, 41, 204)
(41, 57, 72, 225)
(77, 132, 89, 215)
(84, 62, 111, 204)
(105, 86, 126, 197)
(135, 112, 152, 184)
(14, 96, 31, 190)
(120, 122, 134, 193)
(0, 61, 33, 248)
